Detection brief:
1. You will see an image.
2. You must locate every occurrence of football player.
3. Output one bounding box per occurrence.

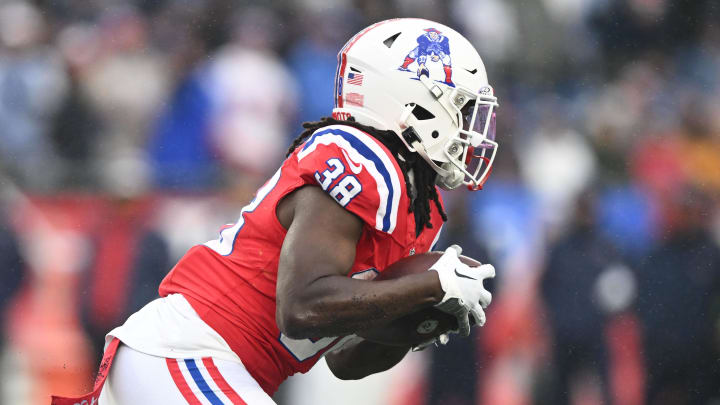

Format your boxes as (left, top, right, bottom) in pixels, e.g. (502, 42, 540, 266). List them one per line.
(94, 18, 498, 404)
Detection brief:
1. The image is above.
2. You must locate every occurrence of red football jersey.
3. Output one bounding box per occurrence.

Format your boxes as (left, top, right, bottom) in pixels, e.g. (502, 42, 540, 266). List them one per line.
(159, 124, 444, 394)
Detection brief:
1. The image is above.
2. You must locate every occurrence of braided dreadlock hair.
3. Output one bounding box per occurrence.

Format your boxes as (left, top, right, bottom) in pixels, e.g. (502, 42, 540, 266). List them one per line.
(287, 117, 448, 236)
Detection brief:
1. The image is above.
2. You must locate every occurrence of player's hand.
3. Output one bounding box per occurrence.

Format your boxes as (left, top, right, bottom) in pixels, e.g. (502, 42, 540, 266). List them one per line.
(428, 245, 495, 337)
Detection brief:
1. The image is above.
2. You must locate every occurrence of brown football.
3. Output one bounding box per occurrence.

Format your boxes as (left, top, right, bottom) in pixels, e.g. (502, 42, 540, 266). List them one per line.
(356, 251, 482, 347)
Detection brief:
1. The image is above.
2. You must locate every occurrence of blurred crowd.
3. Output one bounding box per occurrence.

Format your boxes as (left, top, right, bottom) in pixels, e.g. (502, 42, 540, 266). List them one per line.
(1, 0, 719, 404)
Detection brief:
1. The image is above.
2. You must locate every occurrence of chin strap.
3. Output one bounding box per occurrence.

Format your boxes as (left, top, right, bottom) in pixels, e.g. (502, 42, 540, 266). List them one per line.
(397, 111, 457, 186)
(403, 133, 464, 191)
(418, 74, 444, 100)
(411, 139, 464, 190)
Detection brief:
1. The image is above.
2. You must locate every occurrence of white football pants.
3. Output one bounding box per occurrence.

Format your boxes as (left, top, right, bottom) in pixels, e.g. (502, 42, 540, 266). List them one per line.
(98, 343, 277, 405)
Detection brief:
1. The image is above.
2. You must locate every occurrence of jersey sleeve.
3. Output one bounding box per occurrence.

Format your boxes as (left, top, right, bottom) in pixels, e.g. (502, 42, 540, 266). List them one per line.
(294, 125, 404, 234)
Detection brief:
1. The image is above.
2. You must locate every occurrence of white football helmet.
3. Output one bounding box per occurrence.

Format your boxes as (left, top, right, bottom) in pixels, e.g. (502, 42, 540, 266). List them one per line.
(332, 18, 498, 190)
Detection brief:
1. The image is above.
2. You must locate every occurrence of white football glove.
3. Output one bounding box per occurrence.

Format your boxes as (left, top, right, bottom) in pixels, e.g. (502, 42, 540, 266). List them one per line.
(429, 245, 495, 337)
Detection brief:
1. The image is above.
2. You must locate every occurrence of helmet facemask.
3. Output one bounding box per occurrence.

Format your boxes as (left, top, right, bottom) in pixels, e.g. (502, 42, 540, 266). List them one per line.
(450, 86, 498, 190)
(400, 82, 498, 191)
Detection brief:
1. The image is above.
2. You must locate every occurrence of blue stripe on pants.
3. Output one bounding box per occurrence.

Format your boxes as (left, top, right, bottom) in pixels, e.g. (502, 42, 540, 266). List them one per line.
(184, 359, 224, 405)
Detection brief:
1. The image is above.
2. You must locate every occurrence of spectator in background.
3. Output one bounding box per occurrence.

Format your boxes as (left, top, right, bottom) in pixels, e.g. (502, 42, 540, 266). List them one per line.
(0, 209, 25, 400)
(540, 192, 624, 405)
(51, 23, 104, 189)
(677, 97, 720, 197)
(518, 96, 596, 232)
(635, 186, 720, 405)
(589, 0, 715, 75)
(79, 171, 170, 367)
(451, 0, 519, 67)
(147, 66, 217, 190)
(586, 61, 665, 259)
(288, 8, 356, 131)
(0, 1, 68, 190)
(80, 5, 169, 192)
(203, 6, 298, 193)
(147, 2, 219, 190)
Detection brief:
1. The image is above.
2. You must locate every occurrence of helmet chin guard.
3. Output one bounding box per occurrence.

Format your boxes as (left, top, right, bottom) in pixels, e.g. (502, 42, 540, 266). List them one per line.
(331, 18, 499, 191)
(436, 162, 465, 190)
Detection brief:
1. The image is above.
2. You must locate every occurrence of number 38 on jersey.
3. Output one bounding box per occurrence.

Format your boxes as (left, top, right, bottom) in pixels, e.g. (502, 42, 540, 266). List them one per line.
(314, 158, 362, 207)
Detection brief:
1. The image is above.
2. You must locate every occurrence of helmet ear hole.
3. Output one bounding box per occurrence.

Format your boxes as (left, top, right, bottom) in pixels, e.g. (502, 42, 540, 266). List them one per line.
(383, 32, 401, 48)
(409, 104, 435, 121)
(431, 131, 439, 139)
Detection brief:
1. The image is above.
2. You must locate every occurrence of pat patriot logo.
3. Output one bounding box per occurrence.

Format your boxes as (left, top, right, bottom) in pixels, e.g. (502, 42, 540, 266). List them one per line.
(398, 28, 454, 86)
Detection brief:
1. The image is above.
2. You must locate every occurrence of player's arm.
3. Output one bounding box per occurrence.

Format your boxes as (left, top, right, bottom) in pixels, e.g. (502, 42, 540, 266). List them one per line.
(325, 336, 410, 380)
(275, 185, 444, 339)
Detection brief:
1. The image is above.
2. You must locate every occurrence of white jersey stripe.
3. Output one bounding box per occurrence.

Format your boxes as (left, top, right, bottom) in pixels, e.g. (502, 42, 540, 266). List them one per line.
(204, 168, 282, 256)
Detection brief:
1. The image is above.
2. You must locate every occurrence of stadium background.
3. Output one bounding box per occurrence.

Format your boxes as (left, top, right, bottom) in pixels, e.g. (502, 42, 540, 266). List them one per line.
(0, 0, 719, 404)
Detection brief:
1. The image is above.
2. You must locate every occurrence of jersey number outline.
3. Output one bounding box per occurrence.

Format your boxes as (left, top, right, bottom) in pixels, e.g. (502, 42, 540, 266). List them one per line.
(204, 169, 282, 256)
(278, 334, 339, 362)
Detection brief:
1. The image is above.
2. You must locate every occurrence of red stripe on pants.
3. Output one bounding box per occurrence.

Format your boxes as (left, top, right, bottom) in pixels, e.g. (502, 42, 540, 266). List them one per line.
(202, 357, 248, 405)
(166, 358, 203, 405)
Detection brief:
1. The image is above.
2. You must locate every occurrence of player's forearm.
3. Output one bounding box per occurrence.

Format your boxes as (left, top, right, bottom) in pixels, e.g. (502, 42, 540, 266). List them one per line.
(277, 271, 444, 339)
(325, 336, 410, 380)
